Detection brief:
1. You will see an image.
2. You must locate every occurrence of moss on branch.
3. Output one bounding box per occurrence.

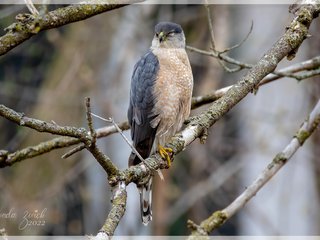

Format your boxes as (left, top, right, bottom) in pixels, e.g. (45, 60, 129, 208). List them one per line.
(0, 0, 144, 56)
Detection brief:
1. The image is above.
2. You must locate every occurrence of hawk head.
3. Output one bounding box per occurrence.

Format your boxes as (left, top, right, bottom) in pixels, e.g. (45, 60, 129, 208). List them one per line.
(152, 22, 186, 49)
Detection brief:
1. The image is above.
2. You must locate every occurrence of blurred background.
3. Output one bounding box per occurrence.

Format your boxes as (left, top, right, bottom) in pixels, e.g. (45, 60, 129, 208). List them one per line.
(0, 3, 319, 236)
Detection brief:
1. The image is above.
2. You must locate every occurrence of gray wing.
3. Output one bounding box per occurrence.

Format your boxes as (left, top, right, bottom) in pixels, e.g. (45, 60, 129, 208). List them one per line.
(127, 51, 160, 166)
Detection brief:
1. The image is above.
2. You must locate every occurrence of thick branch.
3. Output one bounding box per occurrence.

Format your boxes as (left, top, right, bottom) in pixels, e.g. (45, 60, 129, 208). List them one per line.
(90, 182, 127, 239)
(188, 98, 320, 237)
(0, 104, 88, 140)
(0, 0, 143, 56)
(118, 3, 320, 186)
(0, 51, 318, 168)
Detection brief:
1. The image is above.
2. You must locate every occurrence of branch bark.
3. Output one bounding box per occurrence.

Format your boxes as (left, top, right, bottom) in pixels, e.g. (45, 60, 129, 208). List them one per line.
(0, 104, 89, 140)
(0, 103, 120, 178)
(90, 182, 127, 239)
(0, 3, 319, 237)
(0, 119, 129, 168)
(0, 0, 144, 56)
(191, 55, 320, 109)
(119, 2, 320, 186)
(188, 98, 320, 237)
(1, 52, 317, 169)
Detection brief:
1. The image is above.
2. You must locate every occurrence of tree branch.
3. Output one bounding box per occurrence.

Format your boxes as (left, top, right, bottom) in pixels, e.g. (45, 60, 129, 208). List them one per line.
(0, 3, 319, 237)
(84, 97, 120, 180)
(0, 115, 129, 168)
(0, 0, 144, 56)
(0, 104, 89, 140)
(1, 52, 318, 168)
(0, 102, 120, 179)
(186, 45, 253, 70)
(188, 98, 320, 237)
(90, 182, 127, 239)
(117, 2, 320, 188)
(191, 55, 320, 109)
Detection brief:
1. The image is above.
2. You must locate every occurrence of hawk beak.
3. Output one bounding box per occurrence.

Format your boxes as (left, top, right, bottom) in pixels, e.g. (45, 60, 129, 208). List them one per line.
(159, 32, 165, 43)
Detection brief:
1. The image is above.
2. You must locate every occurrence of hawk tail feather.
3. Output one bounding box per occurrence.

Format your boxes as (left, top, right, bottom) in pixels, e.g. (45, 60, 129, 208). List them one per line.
(139, 177, 153, 226)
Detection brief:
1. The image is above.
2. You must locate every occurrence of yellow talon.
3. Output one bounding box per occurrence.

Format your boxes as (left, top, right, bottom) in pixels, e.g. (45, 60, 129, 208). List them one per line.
(158, 144, 173, 167)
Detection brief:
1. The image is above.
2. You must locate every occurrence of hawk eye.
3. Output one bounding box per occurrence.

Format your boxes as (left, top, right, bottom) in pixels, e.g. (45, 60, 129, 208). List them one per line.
(155, 33, 159, 37)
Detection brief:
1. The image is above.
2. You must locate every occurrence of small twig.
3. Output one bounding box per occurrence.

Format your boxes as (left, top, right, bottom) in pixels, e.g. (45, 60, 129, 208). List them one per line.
(61, 97, 96, 159)
(186, 45, 254, 70)
(271, 67, 320, 81)
(85, 97, 97, 144)
(191, 56, 320, 109)
(91, 113, 164, 180)
(80, 100, 120, 180)
(191, 6, 254, 74)
(204, 1, 216, 51)
(61, 144, 86, 159)
(217, 59, 243, 73)
(90, 113, 148, 166)
(219, 20, 254, 54)
(24, 0, 39, 15)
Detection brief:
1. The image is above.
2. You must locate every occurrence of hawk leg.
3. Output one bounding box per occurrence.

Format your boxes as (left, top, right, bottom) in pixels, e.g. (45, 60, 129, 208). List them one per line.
(158, 144, 173, 167)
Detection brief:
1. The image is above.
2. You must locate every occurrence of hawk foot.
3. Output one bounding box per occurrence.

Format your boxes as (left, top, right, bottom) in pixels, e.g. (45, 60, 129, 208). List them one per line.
(158, 144, 173, 167)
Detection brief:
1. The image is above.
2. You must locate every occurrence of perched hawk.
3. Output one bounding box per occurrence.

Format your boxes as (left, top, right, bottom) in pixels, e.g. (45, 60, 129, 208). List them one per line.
(127, 22, 193, 225)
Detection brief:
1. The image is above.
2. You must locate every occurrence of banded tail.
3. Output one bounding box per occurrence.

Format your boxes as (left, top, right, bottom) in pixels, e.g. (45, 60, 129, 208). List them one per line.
(139, 177, 153, 225)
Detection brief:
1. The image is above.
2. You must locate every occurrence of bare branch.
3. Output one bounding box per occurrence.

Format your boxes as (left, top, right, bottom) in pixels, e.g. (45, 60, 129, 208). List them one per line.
(61, 144, 85, 159)
(119, 2, 320, 189)
(0, 102, 120, 179)
(91, 113, 147, 166)
(0, 136, 79, 167)
(0, 121, 129, 168)
(204, 1, 216, 51)
(24, 0, 39, 15)
(258, 55, 320, 86)
(219, 20, 254, 54)
(1, 54, 319, 168)
(186, 45, 253, 70)
(85, 97, 97, 144)
(0, 0, 144, 56)
(191, 55, 320, 109)
(0, 104, 89, 140)
(188, 99, 320, 237)
(203, 2, 253, 74)
(83, 99, 120, 180)
(90, 182, 127, 239)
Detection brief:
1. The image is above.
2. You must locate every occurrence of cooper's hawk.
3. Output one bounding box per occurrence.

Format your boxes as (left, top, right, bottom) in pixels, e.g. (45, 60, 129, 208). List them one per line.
(127, 22, 193, 225)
